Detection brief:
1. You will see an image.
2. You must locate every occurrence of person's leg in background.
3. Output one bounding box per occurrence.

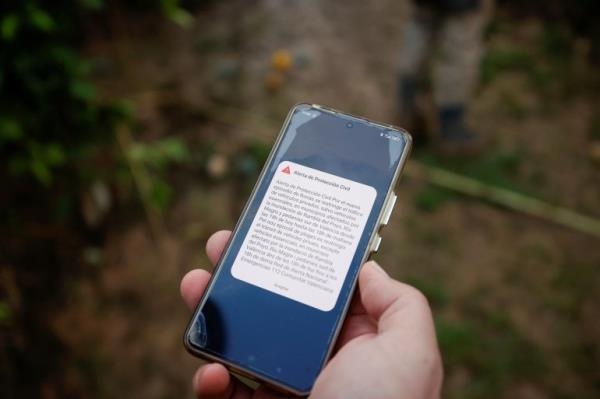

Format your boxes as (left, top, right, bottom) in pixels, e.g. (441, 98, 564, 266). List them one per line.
(433, 0, 493, 154)
(397, 4, 435, 140)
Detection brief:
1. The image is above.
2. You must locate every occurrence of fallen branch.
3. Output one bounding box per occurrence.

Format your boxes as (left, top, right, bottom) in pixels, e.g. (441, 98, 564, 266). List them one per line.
(406, 162, 600, 239)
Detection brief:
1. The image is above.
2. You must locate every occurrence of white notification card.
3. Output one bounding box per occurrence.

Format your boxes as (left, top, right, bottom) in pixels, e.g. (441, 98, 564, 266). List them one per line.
(231, 161, 377, 311)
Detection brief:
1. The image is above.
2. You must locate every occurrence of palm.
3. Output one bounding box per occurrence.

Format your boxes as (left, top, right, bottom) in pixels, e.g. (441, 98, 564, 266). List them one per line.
(181, 230, 442, 399)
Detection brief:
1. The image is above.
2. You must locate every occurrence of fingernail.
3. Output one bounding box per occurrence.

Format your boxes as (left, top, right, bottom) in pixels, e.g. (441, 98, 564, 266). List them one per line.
(193, 369, 203, 391)
(369, 261, 388, 276)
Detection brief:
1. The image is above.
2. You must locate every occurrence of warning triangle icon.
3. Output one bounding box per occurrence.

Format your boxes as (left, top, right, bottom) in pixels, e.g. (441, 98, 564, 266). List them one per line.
(281, 166, 291, 174)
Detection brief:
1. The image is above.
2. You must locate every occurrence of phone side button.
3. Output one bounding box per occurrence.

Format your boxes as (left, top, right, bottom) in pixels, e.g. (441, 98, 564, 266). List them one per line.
(381, 193, 397, 226)
(371, 235, 382, 253)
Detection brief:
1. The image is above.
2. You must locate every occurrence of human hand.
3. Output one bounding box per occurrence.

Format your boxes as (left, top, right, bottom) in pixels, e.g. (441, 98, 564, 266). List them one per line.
(181, 230, 443, 399)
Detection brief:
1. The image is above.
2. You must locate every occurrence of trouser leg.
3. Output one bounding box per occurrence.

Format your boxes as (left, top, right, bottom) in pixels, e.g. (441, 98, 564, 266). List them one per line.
(398, 7, 434, 127)
(433, 5, 488, 107)
(433, 0, 492, 150)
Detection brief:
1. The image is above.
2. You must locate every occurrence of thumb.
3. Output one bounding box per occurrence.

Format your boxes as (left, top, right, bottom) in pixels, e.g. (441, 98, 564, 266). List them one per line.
(358, 261, 432, 335)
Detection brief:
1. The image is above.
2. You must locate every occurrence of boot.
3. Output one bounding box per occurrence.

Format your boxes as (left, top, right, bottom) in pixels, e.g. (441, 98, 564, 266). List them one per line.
(436, 105, 485, 155)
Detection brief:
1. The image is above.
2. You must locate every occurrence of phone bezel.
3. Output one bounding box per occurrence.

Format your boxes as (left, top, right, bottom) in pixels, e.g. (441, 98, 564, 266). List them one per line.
(183, 103, 413, 396)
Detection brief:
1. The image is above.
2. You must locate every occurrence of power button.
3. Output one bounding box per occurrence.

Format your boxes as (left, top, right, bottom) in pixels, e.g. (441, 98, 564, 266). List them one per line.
(370, 234, 382, 253)
(380, 193, 397, 226)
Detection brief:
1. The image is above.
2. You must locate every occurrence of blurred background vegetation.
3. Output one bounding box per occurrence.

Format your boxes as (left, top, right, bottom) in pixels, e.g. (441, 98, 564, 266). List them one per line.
(1, 0, 599, 398)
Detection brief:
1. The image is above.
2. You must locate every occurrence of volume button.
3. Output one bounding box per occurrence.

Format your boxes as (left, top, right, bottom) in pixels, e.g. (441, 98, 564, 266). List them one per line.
(381, 193, 397, 226)
(371, 235, 382, 253)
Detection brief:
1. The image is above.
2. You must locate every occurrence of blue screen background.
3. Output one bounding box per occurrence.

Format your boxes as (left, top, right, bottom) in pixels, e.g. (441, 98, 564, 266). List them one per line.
(187, 104, 408, 393)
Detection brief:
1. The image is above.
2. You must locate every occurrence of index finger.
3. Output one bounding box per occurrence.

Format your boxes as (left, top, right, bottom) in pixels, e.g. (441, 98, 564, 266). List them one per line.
(206, 230, 232, 265)
(180, 230, 232, 310)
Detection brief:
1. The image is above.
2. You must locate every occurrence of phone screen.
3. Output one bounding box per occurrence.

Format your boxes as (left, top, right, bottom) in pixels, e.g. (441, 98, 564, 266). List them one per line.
(186, 104, 410, 394)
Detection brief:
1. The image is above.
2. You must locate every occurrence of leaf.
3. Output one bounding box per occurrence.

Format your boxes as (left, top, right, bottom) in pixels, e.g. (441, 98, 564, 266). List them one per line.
(129, 138, 189, 167)
(71, 80, 97, 100)
(150, 179, 172, 210)
(0, 117, 23, 142)
(1, 14, 19, 41)
(0, 301, 11, 324)
(167, 8, 194, 28)
(45, 144, 66, 165)
(29, 7, 55, 32)
(129, 143, 152, 163)
(160, 138, 189, 162)
(79, 0, 104, 11)
(31, 158, 52, 186)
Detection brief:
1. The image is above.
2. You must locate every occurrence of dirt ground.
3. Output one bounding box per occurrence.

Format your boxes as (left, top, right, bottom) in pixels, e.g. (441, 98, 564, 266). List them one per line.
(49, 1, 600, 398)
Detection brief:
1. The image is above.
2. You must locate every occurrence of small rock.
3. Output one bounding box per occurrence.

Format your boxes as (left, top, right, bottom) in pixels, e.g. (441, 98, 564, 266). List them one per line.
(206, 154, 229, 178)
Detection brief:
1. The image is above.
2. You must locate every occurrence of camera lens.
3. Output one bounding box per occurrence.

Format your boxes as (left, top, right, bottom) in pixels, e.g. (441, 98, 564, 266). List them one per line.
(346, 122, 353, 128)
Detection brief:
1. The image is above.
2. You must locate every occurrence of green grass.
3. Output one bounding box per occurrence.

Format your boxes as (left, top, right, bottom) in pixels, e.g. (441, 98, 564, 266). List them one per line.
(405, 267, 549, 398)
(405, 276, 449, 308)
(438, 310, 546, 398)
(481, 47, 535, 86)
(548, 261, 600, 397)
(550, 261, 598, 317)
(415, 149, 528, 194)
(428, 273, 547, 398)
(498, 90, 528, 120)
(414, 185, 456, 213)
(481, 21, 579, 101)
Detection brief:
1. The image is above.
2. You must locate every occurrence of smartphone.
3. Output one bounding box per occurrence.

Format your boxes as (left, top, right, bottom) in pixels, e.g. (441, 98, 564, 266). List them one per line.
(184, 103, 412, 395)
